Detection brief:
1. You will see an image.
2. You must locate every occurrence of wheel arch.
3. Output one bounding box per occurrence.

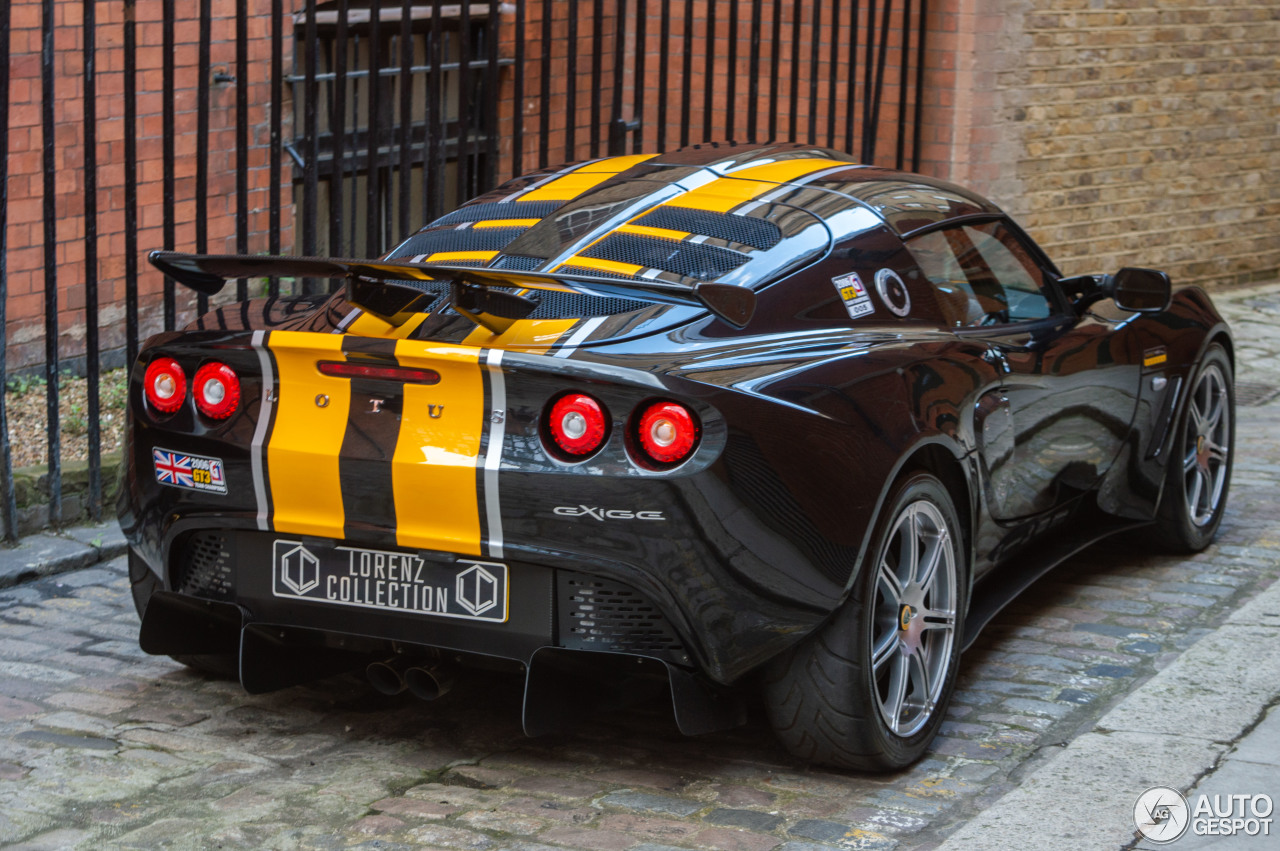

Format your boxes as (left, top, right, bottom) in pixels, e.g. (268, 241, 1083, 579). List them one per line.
(843, 434, 976, 601)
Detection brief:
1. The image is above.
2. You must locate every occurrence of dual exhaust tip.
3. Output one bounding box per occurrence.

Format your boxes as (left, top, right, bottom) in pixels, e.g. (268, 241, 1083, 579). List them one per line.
(366, 657, 456, 701)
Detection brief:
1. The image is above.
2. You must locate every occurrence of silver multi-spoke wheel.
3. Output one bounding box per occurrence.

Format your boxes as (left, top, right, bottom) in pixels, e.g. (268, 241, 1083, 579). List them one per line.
(761, 472, 966, 770)
(1182, 362, 1230, 527)
(870, 500, 957, 737)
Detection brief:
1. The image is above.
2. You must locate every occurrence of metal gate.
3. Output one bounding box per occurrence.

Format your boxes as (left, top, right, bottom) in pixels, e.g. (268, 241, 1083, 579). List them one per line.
(0, 0, 929, 539)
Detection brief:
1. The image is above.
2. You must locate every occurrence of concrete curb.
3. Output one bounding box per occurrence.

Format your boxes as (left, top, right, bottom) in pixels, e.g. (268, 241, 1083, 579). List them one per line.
(0, 522, 128, 589)
(931, 575, 1280, 850)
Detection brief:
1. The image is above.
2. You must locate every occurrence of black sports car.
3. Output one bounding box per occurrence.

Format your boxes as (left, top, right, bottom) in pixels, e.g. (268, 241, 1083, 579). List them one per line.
(121, 143, 1234, 770)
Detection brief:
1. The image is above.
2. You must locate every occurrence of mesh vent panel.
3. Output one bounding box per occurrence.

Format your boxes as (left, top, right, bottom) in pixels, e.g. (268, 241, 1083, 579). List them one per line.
(558, 572, 687, 662)
(581, 233, 748, 280)
(429, 200, 564, 227)
(635, 207, 782, 250)
(555, 265, 644, 281)
(177, 532, 235, 601)
(526, 289, 648, 319)
(723, 434, 857, 585)
(387, 226, 527, 259)
(430, 259, 486, 268)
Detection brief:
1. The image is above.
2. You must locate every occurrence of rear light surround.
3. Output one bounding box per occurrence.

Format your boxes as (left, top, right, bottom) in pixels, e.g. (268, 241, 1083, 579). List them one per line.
(545, 392, 610, 460)
(633, 400, 701, 468)
(192, 362, 241, 419)
(143, 357, 186, 414)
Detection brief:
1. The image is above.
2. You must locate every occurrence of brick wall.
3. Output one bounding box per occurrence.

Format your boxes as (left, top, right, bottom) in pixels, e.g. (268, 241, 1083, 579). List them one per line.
(4, 0, 291, 371)
(929, 0, 1280, 289)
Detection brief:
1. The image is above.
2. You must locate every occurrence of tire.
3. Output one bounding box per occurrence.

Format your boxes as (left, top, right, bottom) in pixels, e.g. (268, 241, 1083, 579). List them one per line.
(761, 471, 967, 771)
(128, 549, 239, 679)
(1152, 343, 1234, 553)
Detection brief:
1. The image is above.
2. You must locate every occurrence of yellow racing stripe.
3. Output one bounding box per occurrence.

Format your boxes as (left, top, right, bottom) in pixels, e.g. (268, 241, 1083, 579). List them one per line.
(520, 172, 620, 202)
(576, 153, 658, 173)
(390, 341, 486, 555)
(551, 257, 644, 277)
(727, 157, 853, 183)
(346, 311, 430, 339)
(664, 157, 854, 214)
(616, 224, 690, 242)
(472, 219, 540, 228)
(425, 250, 498, 263)
(663, 177, 778, 213)
(520, 153, 658, 201)
(266, 332, 351, 539)
(460, 317, 578, 350)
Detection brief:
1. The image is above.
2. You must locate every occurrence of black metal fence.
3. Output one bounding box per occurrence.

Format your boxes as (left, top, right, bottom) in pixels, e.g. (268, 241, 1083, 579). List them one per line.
(0, 0, 929, 540)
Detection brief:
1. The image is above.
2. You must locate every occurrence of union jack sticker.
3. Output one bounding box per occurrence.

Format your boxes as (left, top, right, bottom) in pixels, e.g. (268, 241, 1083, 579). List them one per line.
(153, 448, 228, 495)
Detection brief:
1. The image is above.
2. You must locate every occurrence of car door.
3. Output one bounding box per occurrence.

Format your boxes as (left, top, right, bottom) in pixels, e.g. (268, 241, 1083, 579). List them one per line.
(906, 219, 1144, 522)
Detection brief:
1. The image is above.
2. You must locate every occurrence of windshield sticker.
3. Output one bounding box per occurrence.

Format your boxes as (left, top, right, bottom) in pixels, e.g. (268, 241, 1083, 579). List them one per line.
(833, 272, 875, 319)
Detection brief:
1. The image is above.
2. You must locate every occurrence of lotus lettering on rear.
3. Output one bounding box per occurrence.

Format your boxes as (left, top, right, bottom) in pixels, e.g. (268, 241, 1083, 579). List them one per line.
(553, 505, 666, 522)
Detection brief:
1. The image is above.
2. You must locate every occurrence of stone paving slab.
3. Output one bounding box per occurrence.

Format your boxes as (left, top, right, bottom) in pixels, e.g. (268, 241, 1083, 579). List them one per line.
(928, 573, 1280, 851)
(0, 535, 98, 589)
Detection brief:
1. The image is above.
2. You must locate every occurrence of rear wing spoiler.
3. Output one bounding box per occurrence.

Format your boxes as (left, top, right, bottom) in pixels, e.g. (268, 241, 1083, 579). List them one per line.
(147, 251, 757, 331)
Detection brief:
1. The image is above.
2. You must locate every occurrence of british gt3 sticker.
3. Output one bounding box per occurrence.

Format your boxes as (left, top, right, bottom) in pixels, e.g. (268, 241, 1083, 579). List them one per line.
(833, 272, 875, 318)
(153, 448, 227, 494)
(271, 540, 509, 622)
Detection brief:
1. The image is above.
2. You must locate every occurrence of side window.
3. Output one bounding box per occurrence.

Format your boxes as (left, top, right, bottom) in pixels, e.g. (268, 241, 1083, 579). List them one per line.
(906, 221, 1055, 327)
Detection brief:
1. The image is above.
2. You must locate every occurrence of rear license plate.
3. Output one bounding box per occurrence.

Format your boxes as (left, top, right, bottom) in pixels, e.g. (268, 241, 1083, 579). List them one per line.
(271, 539, 508, 623)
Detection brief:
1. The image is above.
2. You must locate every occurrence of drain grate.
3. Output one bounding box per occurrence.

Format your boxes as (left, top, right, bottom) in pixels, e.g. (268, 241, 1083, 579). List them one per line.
(1236, 380, 1279, 407)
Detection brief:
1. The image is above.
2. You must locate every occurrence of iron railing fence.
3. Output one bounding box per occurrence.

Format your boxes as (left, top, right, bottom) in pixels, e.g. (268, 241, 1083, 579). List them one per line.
(0, 0, 928, 540)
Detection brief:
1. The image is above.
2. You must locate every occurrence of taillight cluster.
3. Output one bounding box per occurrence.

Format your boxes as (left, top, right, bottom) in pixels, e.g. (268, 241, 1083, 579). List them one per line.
(143, 358, 241, 420)
(544, 393, 701, 467)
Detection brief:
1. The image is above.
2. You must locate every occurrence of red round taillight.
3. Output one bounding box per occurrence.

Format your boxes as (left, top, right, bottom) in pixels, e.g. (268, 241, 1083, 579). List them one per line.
(143, 357, 186, 414)
(548, 393, 608, 456)
(637, 401, 699, 465)
(193, 362, 241, 419)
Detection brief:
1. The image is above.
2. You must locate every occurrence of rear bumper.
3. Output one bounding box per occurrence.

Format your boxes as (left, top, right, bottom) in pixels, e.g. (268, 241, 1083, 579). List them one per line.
(149, 528, 692, 668)
(121, 330, 863, 685)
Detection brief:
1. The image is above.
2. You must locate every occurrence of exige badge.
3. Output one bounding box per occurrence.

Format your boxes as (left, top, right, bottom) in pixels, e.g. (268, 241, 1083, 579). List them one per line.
(553, 505, 666, 521)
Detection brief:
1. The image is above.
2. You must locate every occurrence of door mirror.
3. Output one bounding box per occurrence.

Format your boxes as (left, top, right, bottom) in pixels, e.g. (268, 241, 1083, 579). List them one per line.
(1111, 267, 1170, 313)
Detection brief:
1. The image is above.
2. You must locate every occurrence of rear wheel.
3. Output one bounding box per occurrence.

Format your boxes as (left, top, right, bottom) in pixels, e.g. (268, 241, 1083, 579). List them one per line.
(1152, 344, 1234, 553)
(128, 549, 239, 679)
(762, 472, 966, 771)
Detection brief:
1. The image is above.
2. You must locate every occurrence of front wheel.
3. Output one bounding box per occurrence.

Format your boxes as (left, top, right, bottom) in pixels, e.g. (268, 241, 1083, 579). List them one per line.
(761, 471, 967, 771)
(1152, 343, 1234, 553)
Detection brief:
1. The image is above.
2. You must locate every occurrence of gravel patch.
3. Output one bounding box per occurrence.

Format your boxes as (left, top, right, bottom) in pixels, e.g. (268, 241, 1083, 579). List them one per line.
(4, 369, 128, 468)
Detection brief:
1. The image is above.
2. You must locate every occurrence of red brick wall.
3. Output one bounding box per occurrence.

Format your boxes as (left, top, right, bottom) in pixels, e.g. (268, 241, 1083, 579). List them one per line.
(4, 0, 292, 370)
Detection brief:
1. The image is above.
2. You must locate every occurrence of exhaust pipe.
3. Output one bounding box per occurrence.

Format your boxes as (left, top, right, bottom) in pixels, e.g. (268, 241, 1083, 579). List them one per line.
(404, 664, 456, 701)
(366, 656, 416, 695)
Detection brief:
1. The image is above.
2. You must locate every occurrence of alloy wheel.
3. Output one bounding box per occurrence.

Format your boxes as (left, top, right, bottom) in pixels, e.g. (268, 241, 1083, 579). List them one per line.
(1182, 362, 1231, 527)
(870, 500, 958, 737)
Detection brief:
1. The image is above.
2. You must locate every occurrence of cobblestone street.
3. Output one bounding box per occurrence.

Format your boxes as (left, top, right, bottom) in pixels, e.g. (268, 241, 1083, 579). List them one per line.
(2, 287, 1279, 851)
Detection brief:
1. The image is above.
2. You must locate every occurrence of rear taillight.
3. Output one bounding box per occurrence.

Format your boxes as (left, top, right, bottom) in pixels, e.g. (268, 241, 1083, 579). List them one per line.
(636, 401, 699, 465)
(193, 362, 241, 419)
(143, 358, 186, 414)
(547, 393, 608, 457)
